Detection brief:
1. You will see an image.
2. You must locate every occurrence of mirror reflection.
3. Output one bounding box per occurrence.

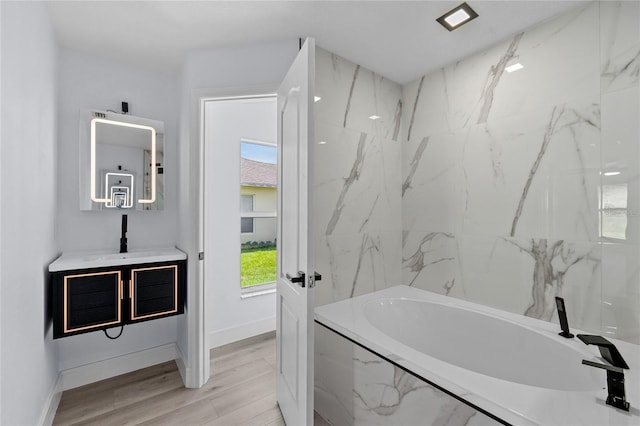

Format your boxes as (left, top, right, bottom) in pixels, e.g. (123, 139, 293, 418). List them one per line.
(79, 109, 164, 211)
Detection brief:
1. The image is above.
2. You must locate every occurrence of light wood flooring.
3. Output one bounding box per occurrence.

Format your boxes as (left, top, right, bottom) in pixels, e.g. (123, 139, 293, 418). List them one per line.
(53, 332, 330, 426)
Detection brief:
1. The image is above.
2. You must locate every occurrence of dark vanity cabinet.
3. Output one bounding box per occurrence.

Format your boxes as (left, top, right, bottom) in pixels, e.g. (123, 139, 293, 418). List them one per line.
(52, 260, 186, 339)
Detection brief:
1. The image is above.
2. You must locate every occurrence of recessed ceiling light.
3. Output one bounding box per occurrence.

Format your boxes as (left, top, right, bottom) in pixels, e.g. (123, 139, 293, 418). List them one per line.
(369, 115, 381, 120)
(505, 63, 524, 73)
(314, 96, 322, 102)
(603, 171, 621, 176)
(436, 2, 478, 31)
(318, 141, 327, 145)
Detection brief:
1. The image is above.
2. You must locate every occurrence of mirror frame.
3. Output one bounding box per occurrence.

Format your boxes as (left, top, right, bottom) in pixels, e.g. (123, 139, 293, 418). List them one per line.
(79, 109, 165, 211)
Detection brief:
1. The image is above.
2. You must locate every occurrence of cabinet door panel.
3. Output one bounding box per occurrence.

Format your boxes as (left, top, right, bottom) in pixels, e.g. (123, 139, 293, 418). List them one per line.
(136, 282, 175, 300)
(70, 290, 117, 310)
(130, 265, 178, 321)
(68, 305, 120, 329)
(64, 271, 122, 333)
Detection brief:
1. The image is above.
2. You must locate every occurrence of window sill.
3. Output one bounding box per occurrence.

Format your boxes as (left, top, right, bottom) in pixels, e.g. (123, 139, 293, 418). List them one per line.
(240, 282, 276, 299)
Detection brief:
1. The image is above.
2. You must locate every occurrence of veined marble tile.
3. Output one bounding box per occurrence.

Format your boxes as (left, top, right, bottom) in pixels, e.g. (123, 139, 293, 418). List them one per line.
(351, 344, 500, 426)
(402, 3, 598, 137)
(462, 99, 600, 242)
(315, 47, 403, 140)
(600, 1, 640, 93)
(315, 323, 355, 426)
(482, 2, 599, 123)
(315, 232, 402, 307)
(314, 123, 401, 239)
(315, 323, 500, 426)
(402, 132, 464, 235)
(601, 243, 640, 344)
(601, 86, 640, 244)
(402, 230, 462, 299)
(460, 234, 601, 334)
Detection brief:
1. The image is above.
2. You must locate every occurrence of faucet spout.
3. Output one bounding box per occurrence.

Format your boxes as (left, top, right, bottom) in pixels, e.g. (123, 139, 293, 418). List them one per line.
(120, 214, 128, 253)
(579, 334, 630, 411)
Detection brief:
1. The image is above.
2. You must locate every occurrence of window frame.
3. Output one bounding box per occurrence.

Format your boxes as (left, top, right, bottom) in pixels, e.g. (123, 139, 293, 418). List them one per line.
(240, 194, 255, 234)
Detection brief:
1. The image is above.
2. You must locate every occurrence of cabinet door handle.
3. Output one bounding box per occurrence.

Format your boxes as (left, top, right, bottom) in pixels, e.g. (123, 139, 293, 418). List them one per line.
(120, 281, 124, 300)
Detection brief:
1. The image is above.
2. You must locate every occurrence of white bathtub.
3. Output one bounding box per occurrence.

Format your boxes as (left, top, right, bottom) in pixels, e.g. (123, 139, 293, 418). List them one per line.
(315, 285, 640, 425)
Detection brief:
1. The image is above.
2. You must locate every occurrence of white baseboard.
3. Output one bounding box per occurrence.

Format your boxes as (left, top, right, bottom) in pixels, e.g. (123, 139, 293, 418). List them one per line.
(38, 375, 63, 426)
(209, 316, 275, 349)
(59, 343, 179, 391)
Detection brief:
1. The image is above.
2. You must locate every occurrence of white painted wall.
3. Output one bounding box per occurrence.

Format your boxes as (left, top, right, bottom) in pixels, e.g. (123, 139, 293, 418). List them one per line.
(205, 97, 277, 348)
(56, 49, 180, 371)
(177, 40, 297, 385)
(0, 2, 59, 424)
(0, 3, 4, 420)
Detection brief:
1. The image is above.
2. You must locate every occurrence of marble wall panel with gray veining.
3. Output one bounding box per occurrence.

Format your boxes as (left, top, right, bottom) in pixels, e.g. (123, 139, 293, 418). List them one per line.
(402, 3, 599, 139)
(402, 132, 464, 235)
(460, 235, 602, 333)
(314, 49, 403, 307)
(315, 47, 403, 140)
(400, 1, 640, 342)
(315, 324, 502, 426)
(601, 243, 640, 344)
(402, 230, 461, 298)
(600, 0, 640, 94)
(315, 124, 401, 238)
(315, 232, 402, 308)
(462, 98, 601, 242)
(601, 85, 640, 244)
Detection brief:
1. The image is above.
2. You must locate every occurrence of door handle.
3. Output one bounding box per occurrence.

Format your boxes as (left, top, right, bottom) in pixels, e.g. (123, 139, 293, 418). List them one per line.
(286, 271, 306, 287)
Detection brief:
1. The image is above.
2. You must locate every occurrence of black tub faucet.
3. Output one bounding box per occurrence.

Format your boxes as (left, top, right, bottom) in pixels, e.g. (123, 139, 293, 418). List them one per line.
(555, 297, 574, 338)
(578, 334, 630, 411)
(120, 214, 128, 254)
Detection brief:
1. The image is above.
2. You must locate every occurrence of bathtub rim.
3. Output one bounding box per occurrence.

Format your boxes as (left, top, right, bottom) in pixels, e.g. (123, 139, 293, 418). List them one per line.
(314, 285, 640, 426)
(361, 296, 603, 374)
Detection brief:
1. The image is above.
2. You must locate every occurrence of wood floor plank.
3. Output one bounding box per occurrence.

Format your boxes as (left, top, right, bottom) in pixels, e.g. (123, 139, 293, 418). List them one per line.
(210, 370, 275, 417)
(53, 333, 335, 426)
(53, 362, 181, 425)
(136, 396, 221, 426)
(208, 393, 281, 426)
(113, 368, 184, 407)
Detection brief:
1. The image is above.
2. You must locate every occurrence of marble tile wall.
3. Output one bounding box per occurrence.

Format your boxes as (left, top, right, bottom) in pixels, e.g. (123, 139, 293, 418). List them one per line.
(401, 1, 640, 344)
(314, 47, 403, 306)
(314, 324, 501, 426)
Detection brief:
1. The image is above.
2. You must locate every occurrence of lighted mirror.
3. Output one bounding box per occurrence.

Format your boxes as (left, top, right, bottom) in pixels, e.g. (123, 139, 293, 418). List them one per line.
(79, 109, 164, 211)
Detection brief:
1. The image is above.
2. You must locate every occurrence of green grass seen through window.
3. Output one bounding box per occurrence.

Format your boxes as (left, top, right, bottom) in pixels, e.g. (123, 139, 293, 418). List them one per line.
(240, 246, 277, 287)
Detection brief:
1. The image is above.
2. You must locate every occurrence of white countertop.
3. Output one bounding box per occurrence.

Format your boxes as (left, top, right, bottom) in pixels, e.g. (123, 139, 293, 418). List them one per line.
(48, 247, 187, 272)
(315, 285, 640, 426)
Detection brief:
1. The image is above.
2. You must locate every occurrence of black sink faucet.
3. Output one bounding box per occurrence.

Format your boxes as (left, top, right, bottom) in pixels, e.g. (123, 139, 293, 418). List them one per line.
(578, 334, 630, 411)
(120, 214, 128, 254)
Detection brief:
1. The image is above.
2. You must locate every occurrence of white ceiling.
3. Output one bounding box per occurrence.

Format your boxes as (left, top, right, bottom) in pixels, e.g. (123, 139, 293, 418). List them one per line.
(47, 1, 587, 84)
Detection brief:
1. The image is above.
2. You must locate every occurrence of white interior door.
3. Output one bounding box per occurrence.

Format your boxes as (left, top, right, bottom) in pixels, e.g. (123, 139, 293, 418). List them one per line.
(276, 37, 316, 426)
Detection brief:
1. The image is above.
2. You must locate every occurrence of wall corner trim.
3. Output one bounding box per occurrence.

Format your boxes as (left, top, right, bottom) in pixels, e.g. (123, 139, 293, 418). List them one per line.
(174, 342, 191, 387)
(38, 374, 63, 426)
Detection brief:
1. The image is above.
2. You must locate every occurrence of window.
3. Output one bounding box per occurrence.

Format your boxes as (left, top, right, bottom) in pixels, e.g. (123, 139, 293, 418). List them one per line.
(240, 140, 277, 290)
(240, 195, 254, 234)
